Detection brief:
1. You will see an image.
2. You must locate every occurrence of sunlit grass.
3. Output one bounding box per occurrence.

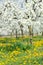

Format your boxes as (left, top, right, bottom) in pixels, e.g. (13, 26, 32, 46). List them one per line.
(0, 36, 43, 65)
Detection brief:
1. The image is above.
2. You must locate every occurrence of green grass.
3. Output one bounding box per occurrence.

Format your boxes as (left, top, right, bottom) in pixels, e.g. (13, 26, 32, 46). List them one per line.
(0, 36, 43, 65)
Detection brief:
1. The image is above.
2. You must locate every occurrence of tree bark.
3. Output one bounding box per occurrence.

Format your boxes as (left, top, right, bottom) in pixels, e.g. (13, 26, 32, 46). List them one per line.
(16, 29, 18, 38)
(28, 26, 33, 44)
(21, 29, 23, 38)
(42, 32, 43, 36)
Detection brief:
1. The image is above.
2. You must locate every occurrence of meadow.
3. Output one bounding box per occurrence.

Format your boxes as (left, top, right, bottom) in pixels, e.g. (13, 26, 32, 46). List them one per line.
(0, 36, 43, 65)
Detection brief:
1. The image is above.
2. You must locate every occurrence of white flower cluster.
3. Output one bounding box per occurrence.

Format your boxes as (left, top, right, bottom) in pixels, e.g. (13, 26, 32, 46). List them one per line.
(0, 0, 43, 36)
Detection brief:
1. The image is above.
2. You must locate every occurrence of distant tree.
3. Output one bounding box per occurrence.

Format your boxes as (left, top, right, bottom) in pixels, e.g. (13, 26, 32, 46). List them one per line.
(20, 24, 24, 38)
(18, 22, 24, 38)
(28, 25, 33, 44)
(15, 29, 18, 38)
(0, 0, 43, 37)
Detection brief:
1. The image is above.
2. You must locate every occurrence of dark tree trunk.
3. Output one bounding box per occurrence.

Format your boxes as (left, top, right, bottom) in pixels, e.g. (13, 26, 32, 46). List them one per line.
(25, 0, 27, 3)
(21, 29, 23, 38)
(28, 26, 33, 44)
(16, 30, 18, 38)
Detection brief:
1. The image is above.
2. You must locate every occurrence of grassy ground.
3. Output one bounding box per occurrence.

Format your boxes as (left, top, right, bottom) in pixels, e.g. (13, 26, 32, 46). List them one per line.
(0, 36, 43, 65)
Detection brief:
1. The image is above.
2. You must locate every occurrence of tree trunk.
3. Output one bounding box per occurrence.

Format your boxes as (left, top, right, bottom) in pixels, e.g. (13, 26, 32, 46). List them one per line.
(21, 29, 23, 38)
(25, 0, 27, 3)
(42, 32, 43, 36)
(16, 30, 18, 38)
(10, 29, 14, 37)
(28, 26, 33, 44)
